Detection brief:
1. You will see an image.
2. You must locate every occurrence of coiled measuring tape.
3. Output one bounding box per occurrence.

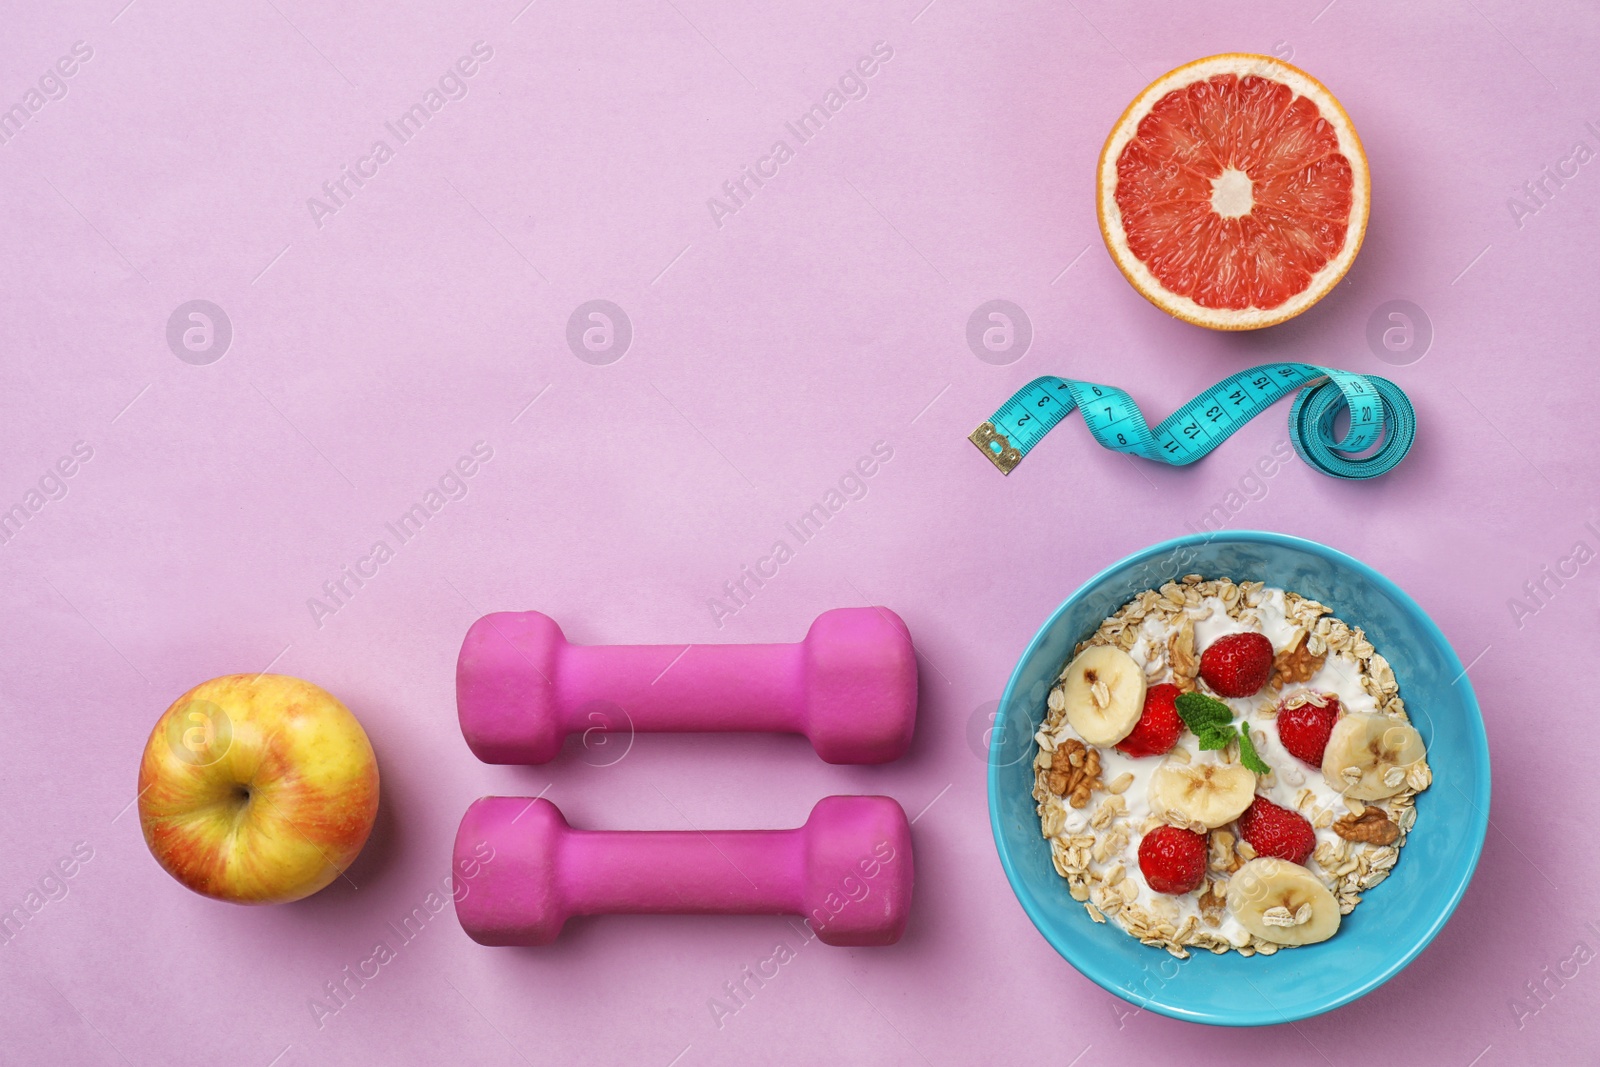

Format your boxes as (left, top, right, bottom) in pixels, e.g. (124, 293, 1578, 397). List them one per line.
(969, 363, 1415, 480)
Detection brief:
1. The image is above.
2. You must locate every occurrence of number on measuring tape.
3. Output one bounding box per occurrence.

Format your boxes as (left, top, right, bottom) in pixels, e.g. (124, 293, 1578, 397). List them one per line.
(968, 363, 1415, 481)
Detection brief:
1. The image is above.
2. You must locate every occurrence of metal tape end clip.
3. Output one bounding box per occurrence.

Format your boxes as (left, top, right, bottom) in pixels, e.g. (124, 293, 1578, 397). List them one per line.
(969, 422, 1022, 475)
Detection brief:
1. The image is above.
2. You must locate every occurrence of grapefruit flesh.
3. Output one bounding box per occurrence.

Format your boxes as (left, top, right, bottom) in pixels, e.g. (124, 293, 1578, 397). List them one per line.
(1097, 55, 1369, 330)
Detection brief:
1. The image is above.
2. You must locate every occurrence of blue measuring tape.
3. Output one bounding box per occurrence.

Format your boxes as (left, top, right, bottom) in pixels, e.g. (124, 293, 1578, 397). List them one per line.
(970, 363, 1415, 480)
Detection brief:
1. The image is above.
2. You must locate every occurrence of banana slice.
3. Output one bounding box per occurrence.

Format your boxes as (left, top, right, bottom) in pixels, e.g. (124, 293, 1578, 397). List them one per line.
(1227, 857, 1341, 946)
(1146, 756, 1256, 829)
(1320, 713, 1426, 801)
(1059, 645, 1145, 746)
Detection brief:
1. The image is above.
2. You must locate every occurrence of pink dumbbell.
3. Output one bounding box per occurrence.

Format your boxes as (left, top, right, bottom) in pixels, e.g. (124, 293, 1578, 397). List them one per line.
(456, 607, 917, 765)
(453, 795, 913, 946)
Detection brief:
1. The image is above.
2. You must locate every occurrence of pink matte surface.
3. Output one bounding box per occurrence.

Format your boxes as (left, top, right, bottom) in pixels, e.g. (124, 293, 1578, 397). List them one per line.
(0, 1, 1595, 1064)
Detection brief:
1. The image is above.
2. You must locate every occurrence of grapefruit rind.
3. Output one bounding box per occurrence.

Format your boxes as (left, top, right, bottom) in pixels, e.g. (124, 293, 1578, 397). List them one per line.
(1096, 54, 1370, 331)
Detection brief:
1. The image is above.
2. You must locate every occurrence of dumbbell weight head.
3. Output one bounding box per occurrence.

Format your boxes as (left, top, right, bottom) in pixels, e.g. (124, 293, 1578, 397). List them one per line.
(796, 795, 914, 946)
(455, 797, 567, 946)
(801, 608, 917, 764)
(457, 611, 568, 764)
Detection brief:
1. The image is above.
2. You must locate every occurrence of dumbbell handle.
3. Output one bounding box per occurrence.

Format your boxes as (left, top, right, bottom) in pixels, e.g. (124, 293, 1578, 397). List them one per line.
(554, 640, 800, 732)
(554, 823, 803, 914)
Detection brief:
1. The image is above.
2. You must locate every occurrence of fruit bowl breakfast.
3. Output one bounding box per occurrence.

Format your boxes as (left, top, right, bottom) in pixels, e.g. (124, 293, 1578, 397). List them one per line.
(987, 533, 1489, 1024)
(1035, 578, 1427, 958)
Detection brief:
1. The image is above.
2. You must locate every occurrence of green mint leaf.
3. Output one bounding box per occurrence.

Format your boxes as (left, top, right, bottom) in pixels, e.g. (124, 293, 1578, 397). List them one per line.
(1196, 724, 1236, 751)
(1175, 691, 1233, 734)
(1238, 729, 1271, 775)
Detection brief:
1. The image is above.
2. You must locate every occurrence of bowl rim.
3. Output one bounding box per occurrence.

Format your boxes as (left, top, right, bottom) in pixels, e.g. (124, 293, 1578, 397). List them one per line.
(986, 530, 1491, 1026)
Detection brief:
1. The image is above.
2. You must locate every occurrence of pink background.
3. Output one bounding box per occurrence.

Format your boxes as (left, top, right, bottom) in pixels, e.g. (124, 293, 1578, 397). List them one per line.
(2, 0, 1596, 1063)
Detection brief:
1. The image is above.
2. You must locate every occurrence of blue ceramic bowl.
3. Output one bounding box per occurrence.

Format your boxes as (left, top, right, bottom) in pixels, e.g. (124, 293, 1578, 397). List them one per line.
(987, 531, 1490, 1025)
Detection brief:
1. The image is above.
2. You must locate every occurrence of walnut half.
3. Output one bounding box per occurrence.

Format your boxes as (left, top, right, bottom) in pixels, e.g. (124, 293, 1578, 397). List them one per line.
(1270, 633, 1326, 690)
(1332, 807, 1400, 845)
(1046, 739, 1102, 808)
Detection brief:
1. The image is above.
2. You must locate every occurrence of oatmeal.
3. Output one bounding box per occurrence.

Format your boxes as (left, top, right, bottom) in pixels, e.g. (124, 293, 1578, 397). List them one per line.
(1032, 575, 1430, 958)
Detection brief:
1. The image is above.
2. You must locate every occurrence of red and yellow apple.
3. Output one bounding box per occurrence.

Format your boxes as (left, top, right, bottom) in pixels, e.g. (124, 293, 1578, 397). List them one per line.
(138, 674, 379, 904)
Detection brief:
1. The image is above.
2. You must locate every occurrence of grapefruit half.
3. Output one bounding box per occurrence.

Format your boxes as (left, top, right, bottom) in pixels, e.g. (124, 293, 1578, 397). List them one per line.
(1097, 54, 1369, 330)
